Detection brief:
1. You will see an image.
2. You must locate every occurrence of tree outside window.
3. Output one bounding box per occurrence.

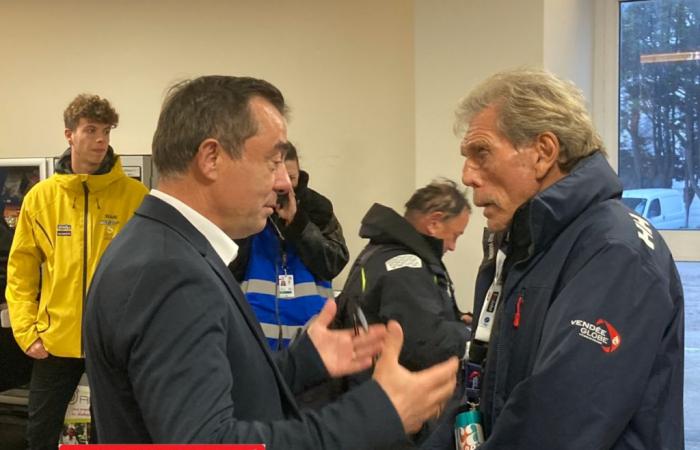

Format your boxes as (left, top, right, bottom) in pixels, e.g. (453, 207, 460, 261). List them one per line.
(619, 0, 700, 229)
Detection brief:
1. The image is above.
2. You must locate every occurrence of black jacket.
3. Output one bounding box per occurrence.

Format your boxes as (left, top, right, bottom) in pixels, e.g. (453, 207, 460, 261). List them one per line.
(231, 170, 348, 282)
(338, 203, 469, 371)
(472, 153, 684, 450)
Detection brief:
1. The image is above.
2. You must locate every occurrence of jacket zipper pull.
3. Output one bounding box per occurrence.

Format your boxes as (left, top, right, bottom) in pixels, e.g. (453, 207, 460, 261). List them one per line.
(513, 293, 524, 328)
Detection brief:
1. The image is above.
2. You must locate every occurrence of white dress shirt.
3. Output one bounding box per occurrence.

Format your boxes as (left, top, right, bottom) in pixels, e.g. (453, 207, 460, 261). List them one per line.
(150, 189, 238, 265)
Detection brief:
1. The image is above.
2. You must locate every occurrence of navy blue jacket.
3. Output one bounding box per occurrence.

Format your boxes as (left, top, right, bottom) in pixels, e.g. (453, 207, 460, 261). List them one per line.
(473, 153, 684, 450)
(84, 195, 407, 448)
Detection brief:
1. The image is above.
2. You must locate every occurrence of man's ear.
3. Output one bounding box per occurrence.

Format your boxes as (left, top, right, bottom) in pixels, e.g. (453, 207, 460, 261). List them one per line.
(193, 138, 222, 181)
(533, 132, 560, 180)
(64, 128, 73, 147)
(425, 211, 445, 235)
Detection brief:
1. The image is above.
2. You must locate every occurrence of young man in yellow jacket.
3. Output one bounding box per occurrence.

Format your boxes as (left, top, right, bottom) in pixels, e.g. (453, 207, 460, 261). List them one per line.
(5, 94, 148, 450)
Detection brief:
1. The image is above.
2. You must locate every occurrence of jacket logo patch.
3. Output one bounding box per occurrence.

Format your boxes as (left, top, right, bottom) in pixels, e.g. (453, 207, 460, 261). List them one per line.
(57, 224, 71, 237)
(385, 254, 422, 271)
(571, 318, 621, 353)
(100, 214, 120, 238)
(99, 214, 119, 227)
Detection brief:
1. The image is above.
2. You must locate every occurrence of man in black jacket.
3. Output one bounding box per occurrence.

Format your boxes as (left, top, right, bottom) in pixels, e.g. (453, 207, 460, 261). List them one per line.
(338, 179, 472, 371)
(230, 142, 348, 349)
(336, 179, 472, 447)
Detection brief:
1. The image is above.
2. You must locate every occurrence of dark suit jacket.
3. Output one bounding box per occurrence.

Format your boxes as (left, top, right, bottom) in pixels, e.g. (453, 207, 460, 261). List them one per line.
(84, 195, 406, 448)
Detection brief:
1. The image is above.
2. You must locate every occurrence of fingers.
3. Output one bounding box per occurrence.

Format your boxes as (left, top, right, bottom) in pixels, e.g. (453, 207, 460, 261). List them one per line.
(347, 325, 386, 370)
(378, 320, 403, 365)
(26, 338, 49, 359)
(433, 403, 444, 420)
(352, 324, 386, 352)
(416, 357, 459, 417)
(26, 347, 49, 359)
(313, 298, 337, 329)
(418, 356, 459, 387)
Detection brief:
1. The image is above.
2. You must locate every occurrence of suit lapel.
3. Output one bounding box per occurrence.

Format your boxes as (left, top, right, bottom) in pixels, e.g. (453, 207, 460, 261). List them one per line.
(207, 253, 272, 350)
(137, 195, 300, 410)
(206, 253, 301, 411)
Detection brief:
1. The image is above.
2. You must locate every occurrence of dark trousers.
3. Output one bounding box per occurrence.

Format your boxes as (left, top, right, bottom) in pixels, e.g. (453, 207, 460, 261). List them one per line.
(26, 355, 84, 450)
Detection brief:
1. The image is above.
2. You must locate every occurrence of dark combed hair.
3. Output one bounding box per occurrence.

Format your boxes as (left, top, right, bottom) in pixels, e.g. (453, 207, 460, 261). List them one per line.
(152, 75, 288, 177)
(63, 94, 119, 130)
(405, 178, 471, 220)
(283, 141, 298, 162)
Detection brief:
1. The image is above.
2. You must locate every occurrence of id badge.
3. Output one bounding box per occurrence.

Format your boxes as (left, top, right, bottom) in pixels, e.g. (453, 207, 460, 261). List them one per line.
(278, 274, 295, 298)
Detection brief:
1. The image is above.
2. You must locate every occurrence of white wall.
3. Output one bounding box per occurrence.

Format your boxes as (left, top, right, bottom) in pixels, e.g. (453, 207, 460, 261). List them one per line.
(3, 1, 690, 307)
(0, 0, 415, 288)
(544, 0, 594, 101)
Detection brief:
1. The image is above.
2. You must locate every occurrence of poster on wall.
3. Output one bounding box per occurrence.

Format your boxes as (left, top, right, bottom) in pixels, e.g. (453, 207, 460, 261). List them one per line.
(61, 384, 91, 445)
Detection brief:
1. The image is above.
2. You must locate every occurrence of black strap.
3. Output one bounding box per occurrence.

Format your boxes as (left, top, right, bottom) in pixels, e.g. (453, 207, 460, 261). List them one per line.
(333, 244, 381, 330)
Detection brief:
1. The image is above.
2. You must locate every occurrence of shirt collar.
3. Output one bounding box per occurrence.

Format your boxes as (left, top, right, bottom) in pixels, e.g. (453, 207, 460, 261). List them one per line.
(150, 189, 238, 265)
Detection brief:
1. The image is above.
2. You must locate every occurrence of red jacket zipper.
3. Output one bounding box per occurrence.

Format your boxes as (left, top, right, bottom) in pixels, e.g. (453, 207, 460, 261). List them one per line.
(513, 293, 524, 328)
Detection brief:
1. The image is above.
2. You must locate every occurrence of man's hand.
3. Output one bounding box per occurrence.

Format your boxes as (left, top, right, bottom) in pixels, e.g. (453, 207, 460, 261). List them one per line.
(26, 337, 49, 359)
(373, 321, 459, 434)
(275, 189, 297, 225)
(461, 313, 473, 326)
(307, 299, 387, 377)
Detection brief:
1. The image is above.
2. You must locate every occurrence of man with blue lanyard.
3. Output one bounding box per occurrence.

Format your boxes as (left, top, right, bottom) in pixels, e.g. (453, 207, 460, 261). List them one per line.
(230, 142, 349, 349)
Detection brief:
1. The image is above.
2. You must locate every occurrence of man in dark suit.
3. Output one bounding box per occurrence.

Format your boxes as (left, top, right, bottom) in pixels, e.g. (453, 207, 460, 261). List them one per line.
(83, 75, 458, 448)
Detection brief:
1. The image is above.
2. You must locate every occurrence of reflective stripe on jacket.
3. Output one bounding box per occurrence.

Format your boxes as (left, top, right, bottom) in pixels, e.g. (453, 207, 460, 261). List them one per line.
(242, 222, 332, 349)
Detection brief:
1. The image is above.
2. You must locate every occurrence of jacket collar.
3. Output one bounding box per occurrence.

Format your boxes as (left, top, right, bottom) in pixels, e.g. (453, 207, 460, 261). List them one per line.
(480, 152, 621, 265)
(498, 152, 621, 259)
(53, 148, 126, 194)
(136, 195, 212, 257)
(360, 203, 443, 266)
(55, 146, 117, 175)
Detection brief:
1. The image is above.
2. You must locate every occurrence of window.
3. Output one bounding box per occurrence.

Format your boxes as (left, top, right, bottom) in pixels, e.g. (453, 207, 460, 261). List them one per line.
(621, 196, 647, 214)
(648, 198, 661, 217)
(618, 0, 700, 230)
(608, 2, 700, 447)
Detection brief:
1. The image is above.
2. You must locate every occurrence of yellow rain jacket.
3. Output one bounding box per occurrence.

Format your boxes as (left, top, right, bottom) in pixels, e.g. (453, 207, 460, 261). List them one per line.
(6, 152, 148, 357)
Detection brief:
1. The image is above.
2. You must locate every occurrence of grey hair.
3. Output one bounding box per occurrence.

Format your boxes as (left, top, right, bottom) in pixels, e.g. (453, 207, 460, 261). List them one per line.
(405, 178, 471, 221)
(455, 68, 605, 172)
